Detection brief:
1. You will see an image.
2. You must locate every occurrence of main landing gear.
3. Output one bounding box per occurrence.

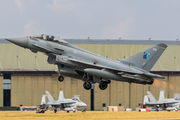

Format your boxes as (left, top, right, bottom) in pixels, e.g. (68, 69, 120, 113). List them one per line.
(54, 109, 57, 113)
(99, 82, 108, 90)
(83, 81, 91, 90)
(58, 76, 64, 82)
(83, 79, 111, 90)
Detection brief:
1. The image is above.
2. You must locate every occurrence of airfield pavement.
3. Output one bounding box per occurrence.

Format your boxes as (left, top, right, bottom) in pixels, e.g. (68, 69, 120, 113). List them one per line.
(0, 111, 180, 120)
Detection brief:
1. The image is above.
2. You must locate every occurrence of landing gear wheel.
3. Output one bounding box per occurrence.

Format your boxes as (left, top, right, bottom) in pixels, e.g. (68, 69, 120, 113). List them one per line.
(67, 111, 69, 113)
(58, 76, 64, 82)
(83, 81, 91, 90)
(149, 80, 154, 85)
(99, 82, 108, 90)
(54, 109, 57, 113)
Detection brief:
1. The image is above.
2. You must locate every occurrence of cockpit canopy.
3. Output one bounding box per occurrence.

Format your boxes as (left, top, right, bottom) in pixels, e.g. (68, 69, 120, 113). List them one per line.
(33, 34, 68, 43)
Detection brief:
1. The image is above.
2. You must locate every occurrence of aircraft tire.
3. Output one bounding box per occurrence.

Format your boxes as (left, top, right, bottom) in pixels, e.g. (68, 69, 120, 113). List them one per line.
(83, 82, 91, 90)
(99, 82, 107, 90)
(67, 111, 69, 113)
(54, 109, 57, 113)
(58, 76, 64, 82)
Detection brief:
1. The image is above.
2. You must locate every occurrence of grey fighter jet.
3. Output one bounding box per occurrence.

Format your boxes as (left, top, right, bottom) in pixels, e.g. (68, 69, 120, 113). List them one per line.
(6, 34, 167, 90)
(44, 91, 86, 113)
(143, 91, 179, 111)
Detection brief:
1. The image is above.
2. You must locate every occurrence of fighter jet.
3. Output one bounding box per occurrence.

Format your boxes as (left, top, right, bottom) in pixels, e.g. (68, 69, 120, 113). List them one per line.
(143, 91, 179, 111)
(42, 91, 86, 113)
(5, 34, 167, 90)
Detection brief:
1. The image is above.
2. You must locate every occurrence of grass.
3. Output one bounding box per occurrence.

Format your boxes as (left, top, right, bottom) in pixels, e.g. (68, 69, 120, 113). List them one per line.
(0, 111, 180, 120)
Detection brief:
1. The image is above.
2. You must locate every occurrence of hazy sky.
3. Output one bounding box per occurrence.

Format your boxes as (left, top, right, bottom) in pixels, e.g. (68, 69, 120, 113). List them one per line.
(1, 0, 180, 40)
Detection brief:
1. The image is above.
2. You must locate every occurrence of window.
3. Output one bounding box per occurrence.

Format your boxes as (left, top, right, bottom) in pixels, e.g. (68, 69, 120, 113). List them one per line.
(3, 79, 11, 90)
(3, 74, 11, 106)
(3, 74, 11, 90)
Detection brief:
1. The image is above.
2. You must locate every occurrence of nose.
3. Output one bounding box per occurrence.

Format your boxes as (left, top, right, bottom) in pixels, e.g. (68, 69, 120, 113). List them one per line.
(81, 102, 87, 107)
(6, 37, 28, 48)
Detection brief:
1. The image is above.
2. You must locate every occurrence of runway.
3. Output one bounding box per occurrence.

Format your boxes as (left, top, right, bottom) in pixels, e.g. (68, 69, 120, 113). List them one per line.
(0, 111, 180, 120)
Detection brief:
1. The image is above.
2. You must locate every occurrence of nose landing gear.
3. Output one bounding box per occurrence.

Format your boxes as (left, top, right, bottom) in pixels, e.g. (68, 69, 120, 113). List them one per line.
(58, 76, 64, 82)
(83, 81, 92, 90)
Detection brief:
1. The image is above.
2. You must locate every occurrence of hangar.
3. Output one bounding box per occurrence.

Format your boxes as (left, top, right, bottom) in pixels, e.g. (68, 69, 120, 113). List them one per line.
(0, 38, 180, 110)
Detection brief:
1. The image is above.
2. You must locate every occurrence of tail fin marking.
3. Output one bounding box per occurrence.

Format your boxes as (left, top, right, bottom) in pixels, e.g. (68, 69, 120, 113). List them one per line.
(125, 43, 167, 71)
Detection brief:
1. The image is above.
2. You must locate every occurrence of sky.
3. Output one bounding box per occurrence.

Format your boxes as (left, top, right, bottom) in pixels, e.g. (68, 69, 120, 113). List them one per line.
(1, 0, 180, 40)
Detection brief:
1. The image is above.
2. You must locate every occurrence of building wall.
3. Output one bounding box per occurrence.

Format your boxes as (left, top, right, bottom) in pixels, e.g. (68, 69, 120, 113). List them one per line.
(11, 74, 90, 110)
(9, 73, 180, 110)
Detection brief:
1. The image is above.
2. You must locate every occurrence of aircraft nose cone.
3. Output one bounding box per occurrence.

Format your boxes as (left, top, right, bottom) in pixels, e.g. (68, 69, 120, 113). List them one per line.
(81, 102, 87, 107)
(84, 103, 87, 106)
(6, 37, 28, 48)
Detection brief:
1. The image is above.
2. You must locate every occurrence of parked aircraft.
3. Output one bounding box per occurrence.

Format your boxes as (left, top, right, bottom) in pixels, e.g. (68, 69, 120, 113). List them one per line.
(42, 91, 86, 113)
(6, 34, 167, 90)
(143, 91, 179, 111)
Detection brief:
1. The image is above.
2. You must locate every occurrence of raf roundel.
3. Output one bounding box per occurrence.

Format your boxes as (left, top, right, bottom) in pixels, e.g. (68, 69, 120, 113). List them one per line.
(73, 50, 77, 54)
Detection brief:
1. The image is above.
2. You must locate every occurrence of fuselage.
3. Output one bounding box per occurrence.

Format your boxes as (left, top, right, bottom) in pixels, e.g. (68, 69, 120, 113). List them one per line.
(25, 36, 152, 83)
(6, 34, 165, 86)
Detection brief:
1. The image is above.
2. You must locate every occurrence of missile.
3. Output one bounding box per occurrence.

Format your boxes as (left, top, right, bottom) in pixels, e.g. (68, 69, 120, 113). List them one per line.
(84, 68, 120, 80)
(64, 108, 74, 111)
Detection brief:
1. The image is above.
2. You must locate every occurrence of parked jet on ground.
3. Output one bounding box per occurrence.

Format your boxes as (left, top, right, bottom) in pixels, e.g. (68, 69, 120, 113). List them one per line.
(6, 34, 167, 90)
(143, 91, 179, 111)
(41, 91, 86, 113)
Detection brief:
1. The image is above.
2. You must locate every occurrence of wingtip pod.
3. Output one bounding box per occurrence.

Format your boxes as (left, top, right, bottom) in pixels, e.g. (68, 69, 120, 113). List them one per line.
(156, 43, 167, 49)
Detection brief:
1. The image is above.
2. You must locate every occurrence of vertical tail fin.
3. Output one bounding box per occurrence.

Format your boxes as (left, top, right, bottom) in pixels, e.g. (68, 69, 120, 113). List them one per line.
(143, 95, 149, 104)
(58, 91, 65, 101)
(45, 91, 55, 103)
(158, 90, 165, 101)
(41, 95, 47, 105)
(125, 43, 167, 71)
(147, 91, 157, 102)
(174, 93, 180, 100)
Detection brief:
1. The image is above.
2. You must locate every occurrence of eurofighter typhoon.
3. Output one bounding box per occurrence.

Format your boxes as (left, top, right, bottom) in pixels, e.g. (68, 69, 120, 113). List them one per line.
(6, 34, 167, 90)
